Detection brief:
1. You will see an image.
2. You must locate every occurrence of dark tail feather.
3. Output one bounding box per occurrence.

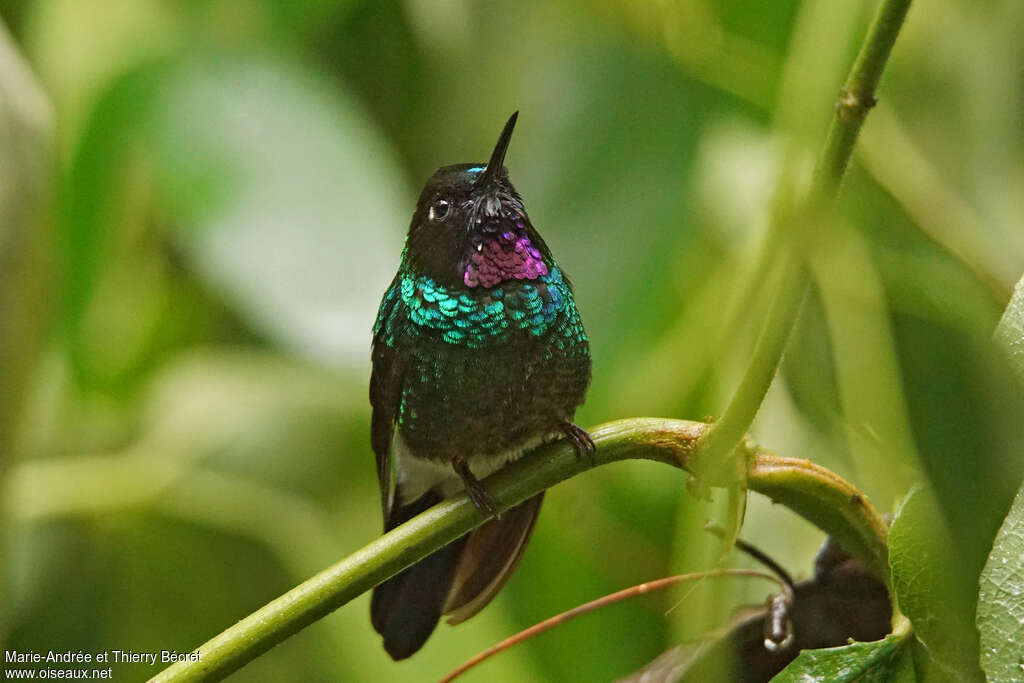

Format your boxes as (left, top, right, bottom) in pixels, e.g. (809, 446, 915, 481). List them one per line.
(370, 489, 467, 660)
(371, 490, 545, 659)
(445, 492, 545, 624)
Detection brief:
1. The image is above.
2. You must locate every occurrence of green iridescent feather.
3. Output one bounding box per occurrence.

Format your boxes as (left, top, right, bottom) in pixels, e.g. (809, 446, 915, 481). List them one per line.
(372, 261, 590, 461)
(374, 266, 587, 352)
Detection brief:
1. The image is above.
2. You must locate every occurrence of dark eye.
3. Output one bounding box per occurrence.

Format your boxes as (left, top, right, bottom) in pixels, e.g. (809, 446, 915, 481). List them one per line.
(429, 199, 450, 221)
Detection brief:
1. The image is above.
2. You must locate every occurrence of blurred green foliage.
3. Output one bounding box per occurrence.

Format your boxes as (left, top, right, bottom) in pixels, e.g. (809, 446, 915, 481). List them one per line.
(1, 0, 1023, 681)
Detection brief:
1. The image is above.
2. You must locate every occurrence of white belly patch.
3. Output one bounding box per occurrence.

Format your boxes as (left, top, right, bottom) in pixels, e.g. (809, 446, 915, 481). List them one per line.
(393, 430, 562, 504)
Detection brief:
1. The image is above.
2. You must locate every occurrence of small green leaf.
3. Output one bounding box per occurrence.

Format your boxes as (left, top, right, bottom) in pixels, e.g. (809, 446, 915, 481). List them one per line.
(770, 634, 914, 682)
(977, 480, 1024, 681)
(889, 487, 984, 680)
(995, 274, 1024, 386)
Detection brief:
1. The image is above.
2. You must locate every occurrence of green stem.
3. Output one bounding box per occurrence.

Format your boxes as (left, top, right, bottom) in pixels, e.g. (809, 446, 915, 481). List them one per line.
(694, 0, 914, 478)
(748, 449, 890, 584)
(149, 417, 888, 683)
(696, 253, 808, 484)
(819, 0, 915, 193)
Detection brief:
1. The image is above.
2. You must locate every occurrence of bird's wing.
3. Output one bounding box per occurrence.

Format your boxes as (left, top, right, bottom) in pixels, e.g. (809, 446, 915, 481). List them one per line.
(370, 279, 407, 524)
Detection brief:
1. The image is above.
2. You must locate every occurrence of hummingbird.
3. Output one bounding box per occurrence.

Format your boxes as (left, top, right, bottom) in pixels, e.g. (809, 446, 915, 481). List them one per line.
(369, 112, 594, 659)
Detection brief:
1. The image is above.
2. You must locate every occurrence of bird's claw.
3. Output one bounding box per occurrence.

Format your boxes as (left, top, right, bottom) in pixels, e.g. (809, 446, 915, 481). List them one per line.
(452, 455, 499, 518)
(560, 422, 596, 465)
(465, 483, 498, 517)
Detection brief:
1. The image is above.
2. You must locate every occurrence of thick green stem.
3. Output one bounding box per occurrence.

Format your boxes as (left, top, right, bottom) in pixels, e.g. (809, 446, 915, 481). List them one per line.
(694, 0, 914, 478)
(149, 417, 888, 683)
(748, 450, 890, 583)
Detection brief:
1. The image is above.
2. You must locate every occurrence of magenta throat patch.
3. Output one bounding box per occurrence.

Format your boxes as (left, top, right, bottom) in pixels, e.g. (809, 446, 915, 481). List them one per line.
(464, 228, 548, 288)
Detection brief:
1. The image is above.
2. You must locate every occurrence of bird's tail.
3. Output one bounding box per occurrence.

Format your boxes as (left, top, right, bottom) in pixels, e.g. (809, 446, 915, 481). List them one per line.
(370, 487, 545, 660)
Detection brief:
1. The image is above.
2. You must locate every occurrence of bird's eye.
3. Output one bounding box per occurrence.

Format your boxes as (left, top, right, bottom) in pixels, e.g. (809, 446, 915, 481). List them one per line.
(429, 199, 450, 221)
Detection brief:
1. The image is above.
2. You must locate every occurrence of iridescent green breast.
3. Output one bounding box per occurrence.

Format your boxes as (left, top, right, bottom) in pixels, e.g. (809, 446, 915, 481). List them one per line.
(374, 266, 586, 351)
(372, 264, 591, 462)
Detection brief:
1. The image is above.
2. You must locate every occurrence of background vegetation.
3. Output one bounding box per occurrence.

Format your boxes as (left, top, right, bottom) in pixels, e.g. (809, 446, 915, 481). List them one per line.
(2, 0, 1023, 681)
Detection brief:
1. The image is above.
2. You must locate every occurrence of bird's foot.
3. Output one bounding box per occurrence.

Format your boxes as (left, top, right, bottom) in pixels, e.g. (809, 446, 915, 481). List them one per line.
(451, 455, 498, 517)
(559, 421, 596, 465)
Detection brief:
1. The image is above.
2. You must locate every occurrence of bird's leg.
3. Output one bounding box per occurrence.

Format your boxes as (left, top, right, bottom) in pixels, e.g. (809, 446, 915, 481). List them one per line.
(559, 421, 596, 464)
(451, 455, 498, 517)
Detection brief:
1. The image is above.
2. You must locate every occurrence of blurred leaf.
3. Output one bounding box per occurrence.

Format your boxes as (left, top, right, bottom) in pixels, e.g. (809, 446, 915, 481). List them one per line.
(994, 274, 1024, 386)
(0, 19, 53, 458)
(519, 44, 730, 424)
(5, 350, 370, 526)
(24, 0, 179, 138)
(890, 307, 1024, 580)
(150, 53, 409, 369)
(60, 50, 410, 388)
(781, 282, 841, 440)
(0, 15, 52, 646)
(58, 62, 168, 386)
(312, 0, 425, 167)
(137, 349, 368, 501)
(7, 514, 342, 681)
(770, 634, 914, 683)
(808, 222, 918, 504)
(977, 479, 1024, 681)
(888, 487, 983, 681)
(261, 0, 352, 39)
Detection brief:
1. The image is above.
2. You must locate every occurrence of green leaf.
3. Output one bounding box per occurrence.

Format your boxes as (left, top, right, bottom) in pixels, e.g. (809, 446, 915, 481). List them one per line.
(149, 53, 410, 369)
(994, 274, 1024, 386)
(771, 634, 915, 682)
(59, 51, 411, 385)
(58, 62, 169, 387)
(889, 487, 984, 681)
(977, 479, 1024, 681)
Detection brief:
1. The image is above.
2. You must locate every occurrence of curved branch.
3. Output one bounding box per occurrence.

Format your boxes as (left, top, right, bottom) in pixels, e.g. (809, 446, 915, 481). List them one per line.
(748, 450, 890, 584)
(149, 417, 887, 683)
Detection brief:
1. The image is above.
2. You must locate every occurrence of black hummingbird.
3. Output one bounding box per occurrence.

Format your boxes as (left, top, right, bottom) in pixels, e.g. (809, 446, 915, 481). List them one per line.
(369, 112, 594, 659)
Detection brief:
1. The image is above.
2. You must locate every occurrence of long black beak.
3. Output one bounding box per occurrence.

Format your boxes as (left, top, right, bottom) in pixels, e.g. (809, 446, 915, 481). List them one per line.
(476, 111, 518, 188)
